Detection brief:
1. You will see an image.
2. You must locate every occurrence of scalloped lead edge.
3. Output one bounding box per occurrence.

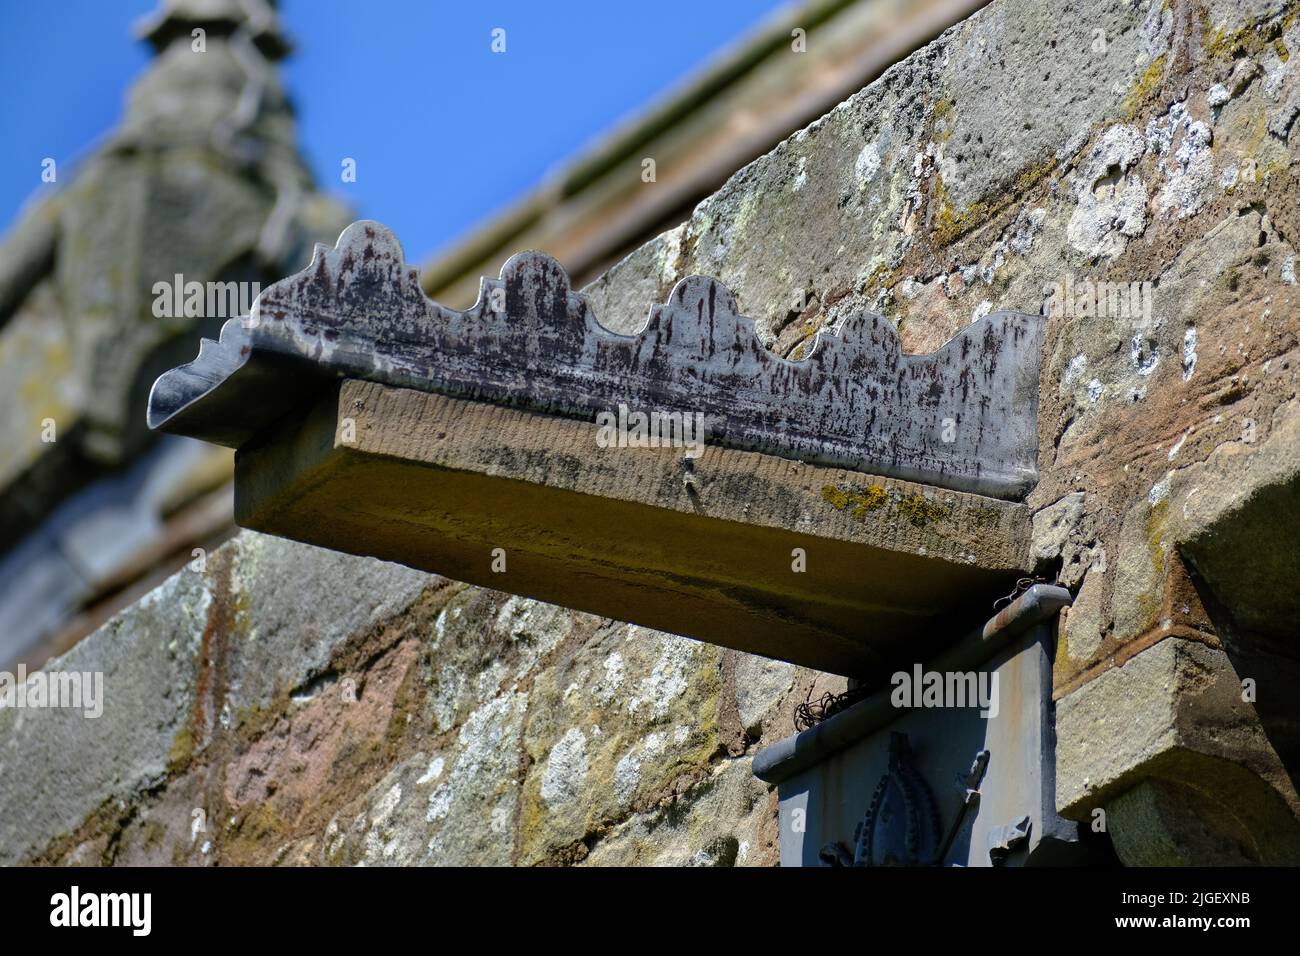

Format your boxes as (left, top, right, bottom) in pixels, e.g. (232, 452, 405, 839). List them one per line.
(148, 220, 1043, 500)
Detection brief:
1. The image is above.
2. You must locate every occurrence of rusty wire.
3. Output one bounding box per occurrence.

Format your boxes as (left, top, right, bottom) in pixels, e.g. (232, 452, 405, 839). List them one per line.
(793, 681, 872, 732)
(992, 575, 1050, 611)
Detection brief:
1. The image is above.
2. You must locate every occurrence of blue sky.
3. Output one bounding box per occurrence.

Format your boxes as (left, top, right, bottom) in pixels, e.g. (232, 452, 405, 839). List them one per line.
(0, 0, 789, 263)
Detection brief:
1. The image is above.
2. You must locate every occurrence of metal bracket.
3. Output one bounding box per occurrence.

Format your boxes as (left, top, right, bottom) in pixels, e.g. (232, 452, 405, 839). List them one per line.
(988, 814, 1033, 865)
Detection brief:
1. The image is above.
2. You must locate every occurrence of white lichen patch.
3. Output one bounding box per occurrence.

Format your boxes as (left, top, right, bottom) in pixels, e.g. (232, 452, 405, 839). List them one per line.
(792, 156, 808, 192)
(613, 749, 641, 806)
(1131, 333, 1160, 377)
(429, 664, 467, 733)
(424, 690, 527, 830)
(1008, 207, 1047, 255)
(540, 727, 589, 808)
(416, 755, 444, 785)
(1064, 354, 1089, 385)
(1150, 102, 1215, 219)
(592, 651, 625, 706)
(613, 731, 666, 806)
(1067, 125, 1147, 258)
(426, 784, 452, 822)
(1148, 474, 1171, 506)
(627, 634, 699, 719)
(495, 595, 572, 680)
(1182, 326, 1198, 380)
(853, 141, 881, 190)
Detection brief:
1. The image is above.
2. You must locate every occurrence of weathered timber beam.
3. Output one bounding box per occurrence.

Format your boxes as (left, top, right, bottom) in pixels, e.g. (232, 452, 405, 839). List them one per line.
(148, 220, 1043, 500)
(232, 379, 1031, 677)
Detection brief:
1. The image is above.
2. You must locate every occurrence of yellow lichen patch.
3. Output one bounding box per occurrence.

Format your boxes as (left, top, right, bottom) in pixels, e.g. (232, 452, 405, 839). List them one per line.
(1122, 55, 1167, 119)
(1203, 5, 1297, 63)
(1137, 498, 1171, 626)
(930, 156, 1056, 248)
(821, 483, 890, 520)
(968, 506, 1004, 529)
(897, 493, 949, 527)
(932, 190, 992, 248)
(166, 724, 194, 776)
(222, 802, 293, 864)
(931, 98, 954, 139)
(1053, 629, 1077, 688)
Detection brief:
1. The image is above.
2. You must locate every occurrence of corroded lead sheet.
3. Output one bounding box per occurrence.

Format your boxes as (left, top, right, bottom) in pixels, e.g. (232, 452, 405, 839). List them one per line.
(148, 220, 1042, 499)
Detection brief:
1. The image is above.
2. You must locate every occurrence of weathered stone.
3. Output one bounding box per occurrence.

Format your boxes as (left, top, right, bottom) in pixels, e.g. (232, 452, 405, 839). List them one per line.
(1056, 637, 1300, 864)
(733, 654, 798, 738)
(0, 531, 434, 865)
(0, 565, 210, 865)
(583, 758, 778, 866)
(1061, 567, 1105, 665)
(1110, 492, 1167, 643)
(324, 689, 531, 867)
(7, 0, 1300, 867)
(1170, 396, 1300, 641)
(518, 624, 722, 864)
(1107, 779, 1268, 866)
(1031, 491, 1089, 579)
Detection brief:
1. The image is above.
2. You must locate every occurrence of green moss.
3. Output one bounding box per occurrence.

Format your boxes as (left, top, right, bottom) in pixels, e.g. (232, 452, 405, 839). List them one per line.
(140, 820, 166, 851)
(226, 802, 291, 861)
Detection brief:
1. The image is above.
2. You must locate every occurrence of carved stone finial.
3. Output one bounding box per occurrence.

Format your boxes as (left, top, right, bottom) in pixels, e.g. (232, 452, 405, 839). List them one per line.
(135, 0, 289, 59)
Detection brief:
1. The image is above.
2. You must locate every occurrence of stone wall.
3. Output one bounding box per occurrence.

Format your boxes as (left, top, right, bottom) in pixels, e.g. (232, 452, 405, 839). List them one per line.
(4, 0, 1299, 864)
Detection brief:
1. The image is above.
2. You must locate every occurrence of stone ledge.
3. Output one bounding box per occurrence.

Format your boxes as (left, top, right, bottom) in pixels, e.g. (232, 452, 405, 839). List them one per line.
(1055, 636, 1300, 865)
(234, 378, 1032, 677)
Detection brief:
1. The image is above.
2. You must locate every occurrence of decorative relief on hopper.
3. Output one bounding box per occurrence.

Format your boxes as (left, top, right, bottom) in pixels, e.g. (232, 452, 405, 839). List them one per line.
(149, 220, 1043, 499)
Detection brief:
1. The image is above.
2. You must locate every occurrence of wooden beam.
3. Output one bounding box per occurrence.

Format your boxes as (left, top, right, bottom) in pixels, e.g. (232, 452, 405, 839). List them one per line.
(235, 379, 1032, 677)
